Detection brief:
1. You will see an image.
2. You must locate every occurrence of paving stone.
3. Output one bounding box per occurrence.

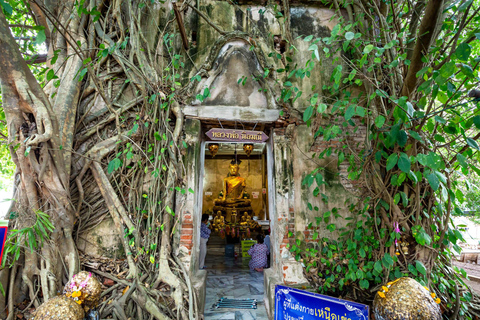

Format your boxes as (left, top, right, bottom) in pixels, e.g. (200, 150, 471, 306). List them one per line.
(204, 254, 268, 320)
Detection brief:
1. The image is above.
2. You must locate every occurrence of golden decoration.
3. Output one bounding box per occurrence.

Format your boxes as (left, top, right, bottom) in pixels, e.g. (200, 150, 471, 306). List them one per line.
(33, 296, 84, 320)
(243, 144, 254, 157)
(64, 271, 102, 313)
(209, 143, 219, 157)
(373, 277, 441, 320)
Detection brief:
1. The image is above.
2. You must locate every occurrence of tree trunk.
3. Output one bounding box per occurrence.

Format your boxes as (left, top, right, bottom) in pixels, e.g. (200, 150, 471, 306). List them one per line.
(0, 0, 193, 318)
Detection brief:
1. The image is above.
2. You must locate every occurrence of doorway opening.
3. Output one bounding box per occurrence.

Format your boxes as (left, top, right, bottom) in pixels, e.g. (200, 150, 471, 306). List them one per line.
(200, 141, 271, 317)
(202, 141, 270, 264)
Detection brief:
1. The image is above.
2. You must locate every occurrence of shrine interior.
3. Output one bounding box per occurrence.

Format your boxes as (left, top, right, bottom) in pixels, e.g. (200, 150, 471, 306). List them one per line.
(202, 142, 270, 263)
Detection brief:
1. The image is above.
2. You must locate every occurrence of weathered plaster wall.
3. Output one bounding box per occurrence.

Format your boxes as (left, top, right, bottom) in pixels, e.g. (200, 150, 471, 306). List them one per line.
(177, 119, 202, 271)
(293, 124, 355, 240)
(183, 2, 343, 113)
(77, 218, 125, 259)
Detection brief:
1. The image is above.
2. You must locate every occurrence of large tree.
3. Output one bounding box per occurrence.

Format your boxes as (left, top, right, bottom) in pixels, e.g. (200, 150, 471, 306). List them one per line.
(0, 0, 191, 319)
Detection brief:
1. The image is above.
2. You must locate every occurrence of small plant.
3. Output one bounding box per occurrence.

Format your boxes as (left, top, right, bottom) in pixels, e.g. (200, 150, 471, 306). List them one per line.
(3, 210, 54, 266)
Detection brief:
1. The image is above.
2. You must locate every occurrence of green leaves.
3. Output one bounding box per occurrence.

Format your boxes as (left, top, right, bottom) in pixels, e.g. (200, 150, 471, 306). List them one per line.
(359, 247, 366, 258)
(344, 105, 365, 120)
(165, 205, 174, 216)
(471, 116, 480, 129)
(375, 116, 385, 128)
(408, 264, 418, 276)
(386, 154, 398, 171)
(317, 103, 327, 113)
(457, 153, 468, 168)
(458, 0, 473, 11)
(436, 61, 456, 85)
(191, 74, 201, 82)
(304, 35, 313, 42)
(363, 44, 374, 54)
(426, 172, 440, 191)
(344, 105, 355, 120)
(331, 65, 343, 85)
(107, 158, 122, 174)
(359, 279, 369, 289)
(195, 87, 211, 102)
(455, 43, 472, 62)
(382, 253, 394, 268)
(415, 260, 427, 276)
(35, 29, 46, 46)
(466, 138, 479, 150)
(0, 0, 12, 15)
(413, 226, 432, 246)
(398, 153, 411, 173)
(46, 69, 58, 82)
(345, 32, 355, 40)
(303, 106, 314, 122)
(77, 68, 88, 81)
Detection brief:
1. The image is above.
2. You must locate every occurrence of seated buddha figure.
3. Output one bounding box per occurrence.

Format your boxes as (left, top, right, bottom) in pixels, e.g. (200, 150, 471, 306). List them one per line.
(212, 211, 225, 231)
(240, 212, 250, 227)
(214, 161, 251, 208)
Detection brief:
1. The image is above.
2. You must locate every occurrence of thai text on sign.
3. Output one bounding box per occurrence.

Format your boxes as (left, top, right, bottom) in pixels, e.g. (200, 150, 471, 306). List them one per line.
(275, 285, 369, 320)
(206, 128, 268, 143)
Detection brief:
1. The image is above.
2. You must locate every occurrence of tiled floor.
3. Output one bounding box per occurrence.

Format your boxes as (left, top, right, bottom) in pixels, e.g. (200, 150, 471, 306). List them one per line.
(203, 254, 269, 320)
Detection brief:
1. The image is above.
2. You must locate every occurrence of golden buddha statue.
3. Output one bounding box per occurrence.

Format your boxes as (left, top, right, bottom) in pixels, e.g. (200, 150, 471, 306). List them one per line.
(213, 211, 225, 231)
(240, 212, 249, 226)
(214, 161, 251, 208)
(248, 216, 259, 229)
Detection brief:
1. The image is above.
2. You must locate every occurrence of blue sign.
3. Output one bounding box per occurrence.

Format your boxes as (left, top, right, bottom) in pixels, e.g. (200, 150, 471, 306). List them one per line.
(0, 220, 8, 263)
(275, 285, 369, 320)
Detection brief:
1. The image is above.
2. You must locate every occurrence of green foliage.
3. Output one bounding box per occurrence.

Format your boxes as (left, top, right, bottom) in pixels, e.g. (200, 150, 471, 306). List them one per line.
(277, 0, 480, 315)
(3, 211, 54, 266)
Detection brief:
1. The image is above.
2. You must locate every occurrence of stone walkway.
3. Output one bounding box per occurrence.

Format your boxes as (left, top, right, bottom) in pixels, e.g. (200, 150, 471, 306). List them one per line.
(203, 254, 269, 320)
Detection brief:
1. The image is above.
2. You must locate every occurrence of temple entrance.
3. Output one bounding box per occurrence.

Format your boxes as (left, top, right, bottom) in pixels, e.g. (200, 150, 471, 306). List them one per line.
(202, 141, 270, 262)
(200, 140, 271, 319)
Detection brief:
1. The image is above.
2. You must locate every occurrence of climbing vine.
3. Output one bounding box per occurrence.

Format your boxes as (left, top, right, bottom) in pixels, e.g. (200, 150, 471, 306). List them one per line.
(262, 0, 480, 318)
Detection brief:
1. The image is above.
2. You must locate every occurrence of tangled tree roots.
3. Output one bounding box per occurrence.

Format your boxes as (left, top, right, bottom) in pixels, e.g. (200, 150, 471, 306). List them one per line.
(0, 0, 203, 318)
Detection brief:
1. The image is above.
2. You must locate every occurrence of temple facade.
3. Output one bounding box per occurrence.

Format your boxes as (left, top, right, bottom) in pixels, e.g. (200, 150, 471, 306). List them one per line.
(166, 1, 366, 317)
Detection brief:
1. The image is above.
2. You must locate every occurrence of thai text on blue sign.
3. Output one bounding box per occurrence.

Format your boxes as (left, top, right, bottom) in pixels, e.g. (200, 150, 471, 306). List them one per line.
(275, 285, 369, 320)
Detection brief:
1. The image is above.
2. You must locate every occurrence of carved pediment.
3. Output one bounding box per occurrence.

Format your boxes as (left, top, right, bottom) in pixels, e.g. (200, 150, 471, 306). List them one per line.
(192, 40, 273, 109)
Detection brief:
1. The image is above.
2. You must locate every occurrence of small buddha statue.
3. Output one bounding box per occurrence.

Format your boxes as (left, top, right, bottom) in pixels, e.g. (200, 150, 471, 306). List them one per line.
(240, 212, 249, 226)
(214, 160, 251, 208)
(247, 215, 256, 229)
(213, 211, 225, 231)
(231, 210, 238, 225)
